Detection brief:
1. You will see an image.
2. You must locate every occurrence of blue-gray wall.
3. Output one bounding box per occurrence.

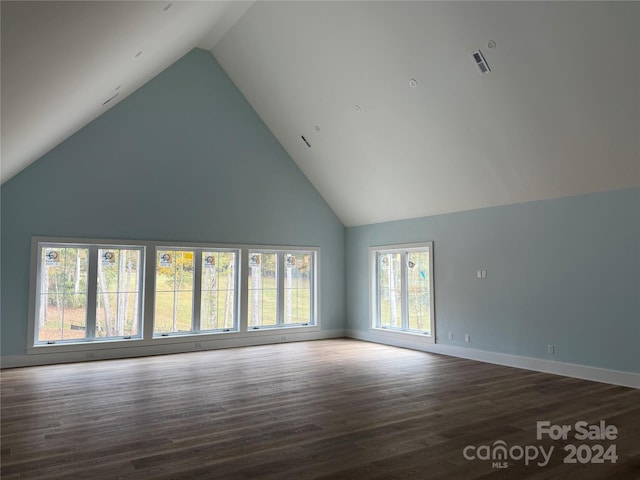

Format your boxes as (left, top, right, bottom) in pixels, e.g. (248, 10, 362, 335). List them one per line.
(2, 47, 637, 376)
(347, 188, 640, 373)
(1, 48, 346, 357)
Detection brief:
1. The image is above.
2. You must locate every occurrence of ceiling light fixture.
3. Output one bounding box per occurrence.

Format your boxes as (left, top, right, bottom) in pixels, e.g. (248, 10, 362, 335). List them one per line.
(488, 40, 496, 49)
(163, 3, 172, 11)
(135, 51, 143, 58)
(409, 79, 418, 88)
(354, 105, 361, 112)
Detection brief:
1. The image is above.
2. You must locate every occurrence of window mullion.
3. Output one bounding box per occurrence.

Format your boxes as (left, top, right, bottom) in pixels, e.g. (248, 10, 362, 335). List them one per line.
(401, 251, 409, 330)
(277, 253, 284, 326)
(238, 249, 249, 332)
(33, 245, 43, 343)
(135, 247, 145, 338)
(375, 253, 382, 328)
(115, 250, 122, 333)
(193, 249, 202, 332)
(310, 252, 316, 325)
(86, 247, 98, 339)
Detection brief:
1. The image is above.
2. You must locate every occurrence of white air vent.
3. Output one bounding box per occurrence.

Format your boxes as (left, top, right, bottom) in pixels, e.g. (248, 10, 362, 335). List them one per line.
(472, 50, 491, 74)
(102, 93, 119, 106)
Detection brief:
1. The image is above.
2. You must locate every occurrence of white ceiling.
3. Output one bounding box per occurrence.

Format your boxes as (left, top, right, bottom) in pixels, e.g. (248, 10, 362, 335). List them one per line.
(213, 1, 640, 226)
(0, 0, 252, 184)
(2, 1, 639, 227)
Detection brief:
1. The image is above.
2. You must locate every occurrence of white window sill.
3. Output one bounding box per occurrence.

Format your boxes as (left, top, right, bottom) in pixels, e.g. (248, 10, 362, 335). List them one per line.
(27, 325, 321, 354)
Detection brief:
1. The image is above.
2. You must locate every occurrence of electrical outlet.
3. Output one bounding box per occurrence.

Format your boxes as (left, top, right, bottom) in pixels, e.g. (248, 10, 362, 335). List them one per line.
(448, 331, 453, 340)
(195, 342, 202, 348)
(464, 334, 470, 343)
(547, 344, 555, 354)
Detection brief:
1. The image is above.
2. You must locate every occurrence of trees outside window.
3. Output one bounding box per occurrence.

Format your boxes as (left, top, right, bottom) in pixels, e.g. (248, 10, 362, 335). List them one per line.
(201, 251, 236, 331)
(37, 246, 89, 342)
(30, 239, 317, 348)
(35, 243, 143, 344)
(248, 250, 315, 329)
(153, 248, 239, 336)
(371, 242, 435, 339)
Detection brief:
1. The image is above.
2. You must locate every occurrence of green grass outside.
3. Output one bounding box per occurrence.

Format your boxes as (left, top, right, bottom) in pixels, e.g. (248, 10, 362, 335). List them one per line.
(38, 272, 312, 341)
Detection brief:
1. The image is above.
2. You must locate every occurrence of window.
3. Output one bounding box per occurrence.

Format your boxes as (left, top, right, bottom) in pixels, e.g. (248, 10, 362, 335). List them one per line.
(96, 248, 143, 338)
(154, 249, 195, 335)
(30, 238, 316, 350)
(371, 242, 435, 339)
(34, 242, 144, 344)
(248, 250, 316, 329)
(154, 247, 239, 336)
(283, 252, 313, 325)
(248, 251, 278, 327)
(201, 250, 237, 331)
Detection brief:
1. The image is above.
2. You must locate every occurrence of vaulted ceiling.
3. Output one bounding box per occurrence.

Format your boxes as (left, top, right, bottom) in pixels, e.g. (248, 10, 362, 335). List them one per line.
(0, 0, 253, 183)
(2, 1, 639, 226)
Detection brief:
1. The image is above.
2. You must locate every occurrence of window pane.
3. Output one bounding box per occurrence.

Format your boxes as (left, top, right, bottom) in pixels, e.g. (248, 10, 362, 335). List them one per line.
(154, 292, 177, 333)
(283, 252, 312, 325)
(96, 248, 142, 338)
(201, 251, 236, 331)
(248, 252, 277, 327)
(38, 247, 89, 342)
(377, 252, 402, 328)
(154, 250, 194, 334)
(407, 250, 431, 332)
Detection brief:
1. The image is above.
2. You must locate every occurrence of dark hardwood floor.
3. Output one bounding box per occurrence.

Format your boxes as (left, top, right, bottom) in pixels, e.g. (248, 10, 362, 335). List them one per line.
(2, 339, 639, 479)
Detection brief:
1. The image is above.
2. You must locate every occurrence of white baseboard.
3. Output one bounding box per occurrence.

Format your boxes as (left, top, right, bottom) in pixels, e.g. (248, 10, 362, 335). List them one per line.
(1, 329, 346, 368)
(346, 329, 640, 389)
(4, 328, 637, 389)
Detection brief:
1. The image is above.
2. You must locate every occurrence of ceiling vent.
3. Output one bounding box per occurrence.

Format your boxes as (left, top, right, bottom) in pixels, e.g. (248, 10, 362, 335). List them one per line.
(472, 50, 490, 74)
(102, 93, 119, 106)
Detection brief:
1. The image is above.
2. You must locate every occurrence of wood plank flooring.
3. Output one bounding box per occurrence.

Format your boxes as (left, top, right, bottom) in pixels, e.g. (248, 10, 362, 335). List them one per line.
(1, 339, 639, 479)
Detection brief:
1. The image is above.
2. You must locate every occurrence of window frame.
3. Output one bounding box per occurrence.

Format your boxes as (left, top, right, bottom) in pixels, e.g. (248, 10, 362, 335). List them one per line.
(30, 240, 146, 346)
(199, 249, 240, 333)
(28, 237, 319, 353)
(246, 249, 317, 330)
(369, 241, 435, 342)
(153, 246, 241, 337)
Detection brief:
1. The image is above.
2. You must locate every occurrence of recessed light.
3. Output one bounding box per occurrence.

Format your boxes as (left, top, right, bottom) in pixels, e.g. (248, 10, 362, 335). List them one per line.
(488, 40, 496, 49)
(409, 79, 418, 88)
(115, 85, 121, 90)
(135, 51, 143, 58)
(314, 125, 320, 132)
(163, 3, 172, 11)
(354, 105, 361, 112)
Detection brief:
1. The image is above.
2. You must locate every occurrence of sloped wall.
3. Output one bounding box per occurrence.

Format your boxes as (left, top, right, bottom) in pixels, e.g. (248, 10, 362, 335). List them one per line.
(1, 48, 346, 361)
